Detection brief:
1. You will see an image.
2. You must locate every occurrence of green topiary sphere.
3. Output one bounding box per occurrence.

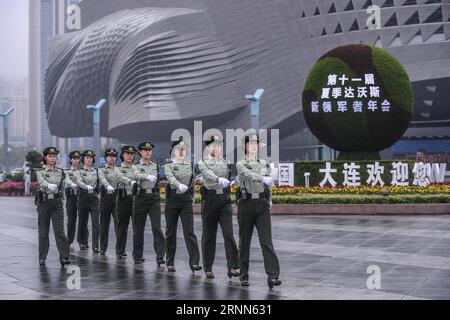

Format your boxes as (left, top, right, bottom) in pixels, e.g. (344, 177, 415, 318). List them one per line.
(302, 44, 414, 160)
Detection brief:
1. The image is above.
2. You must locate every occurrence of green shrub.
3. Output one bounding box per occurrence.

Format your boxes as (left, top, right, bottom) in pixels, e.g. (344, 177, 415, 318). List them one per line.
(302, 44, 414, 160)
(272, 194, 450, 204)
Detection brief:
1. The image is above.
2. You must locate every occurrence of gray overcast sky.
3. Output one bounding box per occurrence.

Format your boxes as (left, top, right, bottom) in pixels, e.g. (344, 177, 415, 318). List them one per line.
(0, 0, 28, 81)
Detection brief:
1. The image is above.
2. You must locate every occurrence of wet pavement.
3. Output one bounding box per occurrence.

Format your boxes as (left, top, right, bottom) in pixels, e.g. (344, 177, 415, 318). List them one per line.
(0, 197, 449, 300)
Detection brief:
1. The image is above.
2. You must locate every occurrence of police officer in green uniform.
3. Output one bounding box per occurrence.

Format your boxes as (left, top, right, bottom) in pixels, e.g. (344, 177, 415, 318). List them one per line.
(99, 148, 121, 255)
(236, 133, 281, 289)
(65, 151, 81, 246)
(198, 135, 239, 279)
(131, 142, 166, 265)
(36, 147, 76, 267)
(164, 137, 201, 273)
(73, 150, 112, 253)
(115, 145, 138, 259)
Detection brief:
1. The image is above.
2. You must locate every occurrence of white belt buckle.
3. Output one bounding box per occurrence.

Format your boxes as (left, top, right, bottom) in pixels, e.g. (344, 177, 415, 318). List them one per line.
(145, 189, 153, 194)
(48, 194, 55, 200)
(251, 193, 260, 198)
(215, 189, 223, 195)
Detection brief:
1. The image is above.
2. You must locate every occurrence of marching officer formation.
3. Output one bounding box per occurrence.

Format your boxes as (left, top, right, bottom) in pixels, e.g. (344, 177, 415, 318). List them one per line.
(73, 150, 111, 253)
(198, 135, 239, 279)
(65, 151, 81, 246)
(36, 147, 77, 267)
(99, 148, 121, 255)
(35, 133, 282, 289)
(115, 146, 138, 259)
(236, 133, 281, 289)
(164, 137, 201, 273)
(132, 142, 165, 265)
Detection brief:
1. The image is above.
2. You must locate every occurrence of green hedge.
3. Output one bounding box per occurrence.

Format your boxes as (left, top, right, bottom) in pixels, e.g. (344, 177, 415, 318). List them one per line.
(159, 193, 450, 205)
(271, 194, 450, 204)
(294, 160, 416, 187)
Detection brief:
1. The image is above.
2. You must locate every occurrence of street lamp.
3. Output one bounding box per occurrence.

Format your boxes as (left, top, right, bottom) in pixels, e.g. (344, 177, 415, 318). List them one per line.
(86, 99, 106, 159)
(1, 106, 14, 174)
(245, 89, 265, 131)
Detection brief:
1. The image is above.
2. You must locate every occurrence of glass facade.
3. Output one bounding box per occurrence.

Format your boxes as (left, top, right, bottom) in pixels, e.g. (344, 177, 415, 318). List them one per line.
(40, 0, 52, 148)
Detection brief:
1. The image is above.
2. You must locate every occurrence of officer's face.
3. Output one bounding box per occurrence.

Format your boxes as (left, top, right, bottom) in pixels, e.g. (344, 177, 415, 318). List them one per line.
(84, 156, 93, 166)
(208, 143, 222, 157)
(106, 155, 116, 165)
(174, 147, 185, 160)
(46, 154, 57, 166)
(246, 141, 259, 156)
(140, 149, 152, 159)
(71, 158, 80, 167)
(123, 152, 134, 163)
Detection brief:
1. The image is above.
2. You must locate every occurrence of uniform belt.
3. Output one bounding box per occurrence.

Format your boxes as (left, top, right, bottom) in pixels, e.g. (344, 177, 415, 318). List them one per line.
(249, 192, 266, 199)
(80, 188, 97, 194)
(47, 193, 61, 200)
(142, 188, 157, 194)
(205, 188, 230, 195)
(66, 188, 78, 196)
(173, 187, 193, 195)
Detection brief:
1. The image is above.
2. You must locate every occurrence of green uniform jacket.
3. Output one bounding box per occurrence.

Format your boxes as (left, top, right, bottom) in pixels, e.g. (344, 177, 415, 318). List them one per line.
(65, 166, 79, 186)
(198, 155, 230, 190)
(164, 160, 193, 194)
(117, 163, 139, 195)
(236, 157, 273, 202)
(73, 166, 109, 192)
(100, 164, 128, 189)
(133, 159, 159, 190)
(36, 165, 75, 195)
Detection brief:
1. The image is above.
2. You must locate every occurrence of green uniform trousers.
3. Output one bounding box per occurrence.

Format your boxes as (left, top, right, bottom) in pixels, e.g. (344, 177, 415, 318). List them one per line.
(100, 192, 118, 252)
(132, 193, 166, 261)
(65, 194, 78, 245)
(37, 198, 70, 262)
(164, 194, 200, 267)
(77, 192, 100, 249)
(201, 193, 239, 272)
(116, 195, 133, 256)
(237, 198, 280, 281)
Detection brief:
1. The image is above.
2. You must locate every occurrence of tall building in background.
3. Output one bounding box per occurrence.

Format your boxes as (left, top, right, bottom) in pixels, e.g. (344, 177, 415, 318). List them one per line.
(1, 97, 29, 146)
(44, 0, 450, 162)
(0, 80, 29, 146)
(29, 0, 82, 150)
(0, 79, 4, 104)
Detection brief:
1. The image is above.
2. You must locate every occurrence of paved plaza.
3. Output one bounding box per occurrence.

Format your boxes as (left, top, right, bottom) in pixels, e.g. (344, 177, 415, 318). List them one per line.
(0, 197, 449, 300)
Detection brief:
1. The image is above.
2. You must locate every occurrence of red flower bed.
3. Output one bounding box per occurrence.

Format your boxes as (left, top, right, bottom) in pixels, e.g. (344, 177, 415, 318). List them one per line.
(0, 181, 39, 194)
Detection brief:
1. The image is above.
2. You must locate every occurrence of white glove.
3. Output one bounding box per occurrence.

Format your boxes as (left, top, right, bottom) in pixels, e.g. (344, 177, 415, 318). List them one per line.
(218, 177, 230, 188)
(269, 201, 273, 209)
(177, 184, 189, 193)
(146, 175, 157, 183)
(262, 176, 274, 186)
(86, 185, 94, 193)
(47, 183, 58, 192)
(70, 183, 77, 189)
(106, 185, 115, 193)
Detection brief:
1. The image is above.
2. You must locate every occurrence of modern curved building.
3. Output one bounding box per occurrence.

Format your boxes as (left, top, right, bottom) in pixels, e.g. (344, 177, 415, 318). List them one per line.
(45, 0, 450, 160)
